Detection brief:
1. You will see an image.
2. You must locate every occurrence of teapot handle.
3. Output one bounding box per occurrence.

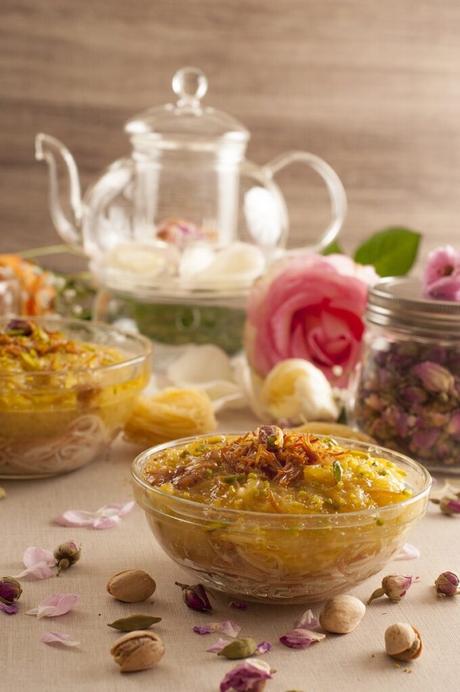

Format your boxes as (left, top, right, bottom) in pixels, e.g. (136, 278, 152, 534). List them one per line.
(35, 134, 83, 248)
(263, 150, 347, 252)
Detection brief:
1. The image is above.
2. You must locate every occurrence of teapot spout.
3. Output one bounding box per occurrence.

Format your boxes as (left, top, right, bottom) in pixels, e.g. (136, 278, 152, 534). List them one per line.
(35, 133, 83, 247)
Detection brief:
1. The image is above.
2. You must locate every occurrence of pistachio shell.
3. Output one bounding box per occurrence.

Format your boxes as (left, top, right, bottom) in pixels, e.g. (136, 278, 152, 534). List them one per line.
(385, 623, 423, 661)
(110, 630, 165, 672)
(107, 569, 156, 603)
(108, 615, 162, 632)
(319, 595, 366, 634)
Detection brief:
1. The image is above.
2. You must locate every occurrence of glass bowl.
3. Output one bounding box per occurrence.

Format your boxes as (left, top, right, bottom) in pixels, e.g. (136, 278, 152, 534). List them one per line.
(132, 434, 431, 604)
(0, 317, 152, 479)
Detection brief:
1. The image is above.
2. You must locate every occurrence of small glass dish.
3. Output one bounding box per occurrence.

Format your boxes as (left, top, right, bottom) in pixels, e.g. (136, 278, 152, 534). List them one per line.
(0, 317, 152, 479)
(132, 435, 431, 604)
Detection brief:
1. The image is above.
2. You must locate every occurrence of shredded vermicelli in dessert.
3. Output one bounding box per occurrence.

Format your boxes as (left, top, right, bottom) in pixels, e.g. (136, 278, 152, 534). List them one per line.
(0, 415, 109, 476)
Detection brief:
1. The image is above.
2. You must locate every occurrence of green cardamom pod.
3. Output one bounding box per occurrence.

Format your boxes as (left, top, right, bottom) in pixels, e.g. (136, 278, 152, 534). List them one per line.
(108, 614, 162, 632)
(218, 637, 257, 660)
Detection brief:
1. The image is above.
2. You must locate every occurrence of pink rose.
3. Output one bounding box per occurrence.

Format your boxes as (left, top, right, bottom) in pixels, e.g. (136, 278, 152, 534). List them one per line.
(423, 245, 460, 301)
(245, 253, 377, 387)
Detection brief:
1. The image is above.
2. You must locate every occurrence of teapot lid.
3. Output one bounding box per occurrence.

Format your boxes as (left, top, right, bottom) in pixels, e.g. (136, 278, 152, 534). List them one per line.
(125, 67, 249, 147)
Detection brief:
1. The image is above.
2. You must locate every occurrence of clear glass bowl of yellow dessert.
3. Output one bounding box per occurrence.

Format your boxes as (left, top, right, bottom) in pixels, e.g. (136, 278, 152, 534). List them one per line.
(132, 426, 431, 604)
(0, 317, 151, 478)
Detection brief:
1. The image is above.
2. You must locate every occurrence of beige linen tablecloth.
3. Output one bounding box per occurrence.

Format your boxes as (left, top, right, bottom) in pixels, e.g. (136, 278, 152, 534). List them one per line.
(1, 412, 459, 692)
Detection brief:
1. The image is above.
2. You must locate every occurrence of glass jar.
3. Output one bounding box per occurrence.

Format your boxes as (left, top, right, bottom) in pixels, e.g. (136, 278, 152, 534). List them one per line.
(352, 278, 460, 474)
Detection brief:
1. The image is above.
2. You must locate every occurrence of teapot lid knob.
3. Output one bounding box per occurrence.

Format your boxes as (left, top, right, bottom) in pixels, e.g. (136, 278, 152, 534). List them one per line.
(172, 67, 208, 107)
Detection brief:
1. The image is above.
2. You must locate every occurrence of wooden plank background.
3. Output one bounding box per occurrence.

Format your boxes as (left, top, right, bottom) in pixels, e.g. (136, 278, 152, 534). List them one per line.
(1, 0, 460, 267)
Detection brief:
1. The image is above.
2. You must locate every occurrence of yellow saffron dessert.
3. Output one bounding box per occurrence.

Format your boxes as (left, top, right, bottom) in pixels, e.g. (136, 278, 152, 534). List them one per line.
(141, 426, 411, 514)
(133, 426, 430, 604)
(0, 319, 125, 378)
(0, 318, 150, 477)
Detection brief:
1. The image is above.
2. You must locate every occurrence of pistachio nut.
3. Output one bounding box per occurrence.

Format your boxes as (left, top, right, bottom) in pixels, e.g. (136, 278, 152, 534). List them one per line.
(384, 623, 422, 662)
(319, 595, 366, 634)
(107, 569, 156, 603)
(111, 630, 165, 672)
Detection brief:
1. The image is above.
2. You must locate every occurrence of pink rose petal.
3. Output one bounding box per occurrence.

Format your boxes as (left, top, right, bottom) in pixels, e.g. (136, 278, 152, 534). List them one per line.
(394, 543, 421, 561)
(15, 546, 56, 580)
(54, 500, 135, 529)
(193, 620, 241, 638)
(54, 510, 98, 527)
(193, 625, 214, 635)
(294, 608, 320, 630)
(255, 641, 272, 655)
(92, 516, 121, 530)
(0, 602, 18, 615)
(326, 254, 379, 285)
(105, 500, 135, 517)
(41, 631, 80, 648)
(23, 546, 55, 568)
(206, 637, 229, 653)
(280, 628, 326, 649)
(220, 660, 273, 692)
(219, 620, 241, 638)
(27, 593, 80, 619)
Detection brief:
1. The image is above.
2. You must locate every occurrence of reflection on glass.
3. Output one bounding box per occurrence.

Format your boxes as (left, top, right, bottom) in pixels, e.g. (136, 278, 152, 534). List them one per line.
(0, 274, 21, 315)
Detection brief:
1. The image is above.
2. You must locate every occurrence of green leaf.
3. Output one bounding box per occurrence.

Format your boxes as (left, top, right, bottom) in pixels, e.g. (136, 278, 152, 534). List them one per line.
(354, 227, 421, 276)
(321, 240, 344, 255)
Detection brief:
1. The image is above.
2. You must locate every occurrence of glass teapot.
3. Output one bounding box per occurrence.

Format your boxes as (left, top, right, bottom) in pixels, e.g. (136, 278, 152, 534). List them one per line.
(36, 67, 346, 296)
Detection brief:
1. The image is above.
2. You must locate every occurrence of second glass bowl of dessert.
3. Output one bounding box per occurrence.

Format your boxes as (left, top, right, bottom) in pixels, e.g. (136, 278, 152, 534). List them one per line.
(0, 317, 152, 478)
